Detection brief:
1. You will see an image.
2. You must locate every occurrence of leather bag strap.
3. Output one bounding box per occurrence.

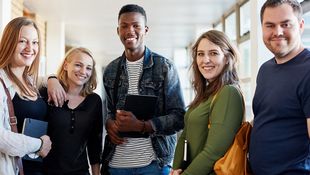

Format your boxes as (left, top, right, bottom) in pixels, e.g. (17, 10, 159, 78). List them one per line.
(0, 78, 24, 175)
(0, 78, 18, 132)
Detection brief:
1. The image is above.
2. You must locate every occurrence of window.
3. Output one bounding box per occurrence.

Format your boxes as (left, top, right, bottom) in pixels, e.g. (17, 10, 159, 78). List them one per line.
(302, 11, 310, 47)
(238, 40, 251, 79)
(225, 12, 237, 41)
(239, 39, 252, 120)
(216, 0, 252, 120)
(240, 1, 251, 37)
(173, 48, 193, 107)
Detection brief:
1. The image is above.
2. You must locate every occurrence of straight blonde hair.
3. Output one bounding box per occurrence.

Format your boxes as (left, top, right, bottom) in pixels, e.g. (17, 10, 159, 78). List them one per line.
(57, 47, 97, 97)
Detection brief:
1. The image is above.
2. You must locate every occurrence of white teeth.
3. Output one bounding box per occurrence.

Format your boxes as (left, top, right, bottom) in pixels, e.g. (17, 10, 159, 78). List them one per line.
(21, 53, 33, 58)
(76, 75, 86, 79)
(202, 66, 213, 70)
(126, 38, 135, 41)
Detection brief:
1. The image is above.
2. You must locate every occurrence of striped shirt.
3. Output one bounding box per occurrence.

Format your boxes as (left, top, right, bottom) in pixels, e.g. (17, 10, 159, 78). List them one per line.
(109, 57, 156, 168)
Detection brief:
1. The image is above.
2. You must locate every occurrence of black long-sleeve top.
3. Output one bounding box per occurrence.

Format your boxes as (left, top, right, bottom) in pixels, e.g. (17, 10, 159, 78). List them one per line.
(41, 88, 103, 174)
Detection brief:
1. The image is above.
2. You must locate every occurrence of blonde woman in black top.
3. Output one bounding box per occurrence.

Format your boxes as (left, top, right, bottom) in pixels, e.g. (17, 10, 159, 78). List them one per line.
(42, 47, 103, 175)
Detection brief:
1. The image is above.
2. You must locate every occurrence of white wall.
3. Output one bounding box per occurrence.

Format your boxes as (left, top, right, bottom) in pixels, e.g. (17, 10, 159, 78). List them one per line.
(45, 21, 65, 75)
(0, 0, 11, 34)
(250, 0, 274, 97)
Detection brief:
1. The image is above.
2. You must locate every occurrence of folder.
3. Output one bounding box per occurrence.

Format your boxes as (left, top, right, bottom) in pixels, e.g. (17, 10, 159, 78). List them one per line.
(22, 118, 48, 162)
(124, 94, 158, 120)
(120, 94, 158, 138)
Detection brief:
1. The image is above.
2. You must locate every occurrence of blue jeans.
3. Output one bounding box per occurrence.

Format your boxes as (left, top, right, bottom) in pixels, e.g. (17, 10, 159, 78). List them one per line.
(108, 161, 170, 175)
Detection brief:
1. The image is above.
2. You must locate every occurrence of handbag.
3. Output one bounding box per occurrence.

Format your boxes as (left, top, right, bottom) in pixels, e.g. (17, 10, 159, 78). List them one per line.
(0, 78, 24, 175)
(211, 86, 252, 175)
(213, 122, 252, 175)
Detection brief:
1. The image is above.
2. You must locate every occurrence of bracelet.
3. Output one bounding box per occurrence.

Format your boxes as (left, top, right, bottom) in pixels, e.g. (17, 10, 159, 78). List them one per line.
(48, 75, 57, 80)
(36, 138, 43, 154)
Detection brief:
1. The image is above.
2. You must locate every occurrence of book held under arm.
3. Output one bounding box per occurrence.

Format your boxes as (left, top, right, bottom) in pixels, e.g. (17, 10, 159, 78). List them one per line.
(22, 118, 48, 162)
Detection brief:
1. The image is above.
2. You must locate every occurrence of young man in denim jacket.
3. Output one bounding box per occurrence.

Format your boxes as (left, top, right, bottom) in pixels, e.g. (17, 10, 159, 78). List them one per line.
(102, 4, 185, 175)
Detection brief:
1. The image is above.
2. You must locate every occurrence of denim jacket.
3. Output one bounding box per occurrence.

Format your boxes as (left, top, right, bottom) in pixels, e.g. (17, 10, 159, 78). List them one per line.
(102, 47, 185, 166)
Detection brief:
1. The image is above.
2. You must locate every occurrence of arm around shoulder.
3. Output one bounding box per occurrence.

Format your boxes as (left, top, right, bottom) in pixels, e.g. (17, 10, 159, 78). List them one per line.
(46, 75, 67, 107)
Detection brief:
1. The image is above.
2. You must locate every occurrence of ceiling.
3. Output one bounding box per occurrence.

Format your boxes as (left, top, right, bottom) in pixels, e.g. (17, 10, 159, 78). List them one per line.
(23, 0, 236, 66)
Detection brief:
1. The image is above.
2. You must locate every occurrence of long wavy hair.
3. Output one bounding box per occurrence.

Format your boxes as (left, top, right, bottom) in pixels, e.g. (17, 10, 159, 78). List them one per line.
(0, 17, 41, 97)
(57, 47, 97, 97)
(189, 30, 240, 109)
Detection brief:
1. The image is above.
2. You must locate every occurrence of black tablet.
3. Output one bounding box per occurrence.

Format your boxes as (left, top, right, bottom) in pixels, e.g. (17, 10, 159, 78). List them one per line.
(124, 94, 158, 121)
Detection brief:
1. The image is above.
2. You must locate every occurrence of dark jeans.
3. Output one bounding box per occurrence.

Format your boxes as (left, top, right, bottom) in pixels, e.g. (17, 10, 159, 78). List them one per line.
(24, 172, 44, 175)
(109, 161, 170, 175)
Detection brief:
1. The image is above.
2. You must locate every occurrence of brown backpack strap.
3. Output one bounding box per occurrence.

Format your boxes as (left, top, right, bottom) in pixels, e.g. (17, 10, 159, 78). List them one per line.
(0, 78, 24, 175)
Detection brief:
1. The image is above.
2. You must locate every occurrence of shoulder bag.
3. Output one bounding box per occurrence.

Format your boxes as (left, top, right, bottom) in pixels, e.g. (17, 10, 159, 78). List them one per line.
(213, 121, 252, 175)
(210, 87, 252, 175)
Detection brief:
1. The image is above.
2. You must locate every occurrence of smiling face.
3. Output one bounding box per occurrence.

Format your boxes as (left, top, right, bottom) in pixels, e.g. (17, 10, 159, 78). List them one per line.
(196, 38, 227, 82)
(262, 3, 304, 63)
(64, 52, 94, 88)
(117, 12, 148, 59)
(11, 25, 39, 68)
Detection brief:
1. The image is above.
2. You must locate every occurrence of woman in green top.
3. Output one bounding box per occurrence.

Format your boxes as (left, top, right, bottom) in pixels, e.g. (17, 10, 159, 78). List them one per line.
(171, 30, 243, 175)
